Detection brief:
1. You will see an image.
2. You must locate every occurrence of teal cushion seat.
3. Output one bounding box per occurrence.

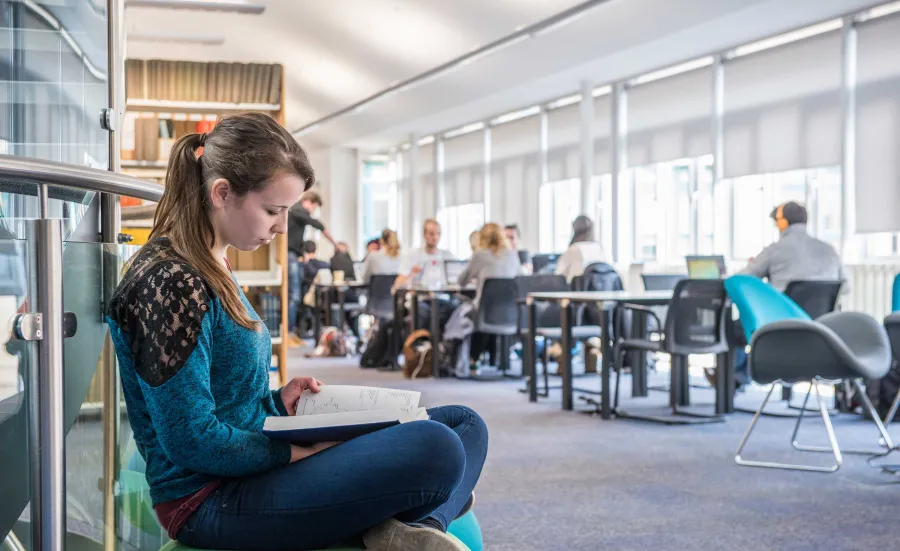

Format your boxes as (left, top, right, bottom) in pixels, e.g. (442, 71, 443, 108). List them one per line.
(893, 273, 900, 312)
(157, 535, 470, 551)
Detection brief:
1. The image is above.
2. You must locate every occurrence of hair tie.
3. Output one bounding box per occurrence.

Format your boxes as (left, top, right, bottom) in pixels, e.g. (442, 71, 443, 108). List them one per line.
(198, 133, 208, 148)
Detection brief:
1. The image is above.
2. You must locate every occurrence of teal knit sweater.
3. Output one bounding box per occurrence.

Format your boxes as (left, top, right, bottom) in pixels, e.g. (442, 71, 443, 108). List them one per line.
(107, 238, 290, 505)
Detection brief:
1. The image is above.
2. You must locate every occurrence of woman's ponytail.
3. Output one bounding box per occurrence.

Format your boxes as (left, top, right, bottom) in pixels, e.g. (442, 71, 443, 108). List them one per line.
(382, 229, 400, 258)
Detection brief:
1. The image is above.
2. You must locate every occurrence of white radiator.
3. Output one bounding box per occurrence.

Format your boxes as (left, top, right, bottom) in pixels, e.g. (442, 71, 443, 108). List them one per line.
(843, 263, 899, 321)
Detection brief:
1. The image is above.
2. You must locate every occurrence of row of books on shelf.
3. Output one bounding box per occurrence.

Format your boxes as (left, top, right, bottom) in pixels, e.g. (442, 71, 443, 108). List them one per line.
(252, 291, 282, 338)
(126, 59, 283, 105)
(124, 116, 217, 162)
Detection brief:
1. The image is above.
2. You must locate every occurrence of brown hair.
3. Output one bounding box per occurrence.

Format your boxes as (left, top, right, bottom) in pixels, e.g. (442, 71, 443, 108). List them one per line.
(479, 223, 507, 255)
(150, 112, 315, 329)
(301, 190, 323, 207)
(422, 218, 440, 233)
(380, 229, 400, 258)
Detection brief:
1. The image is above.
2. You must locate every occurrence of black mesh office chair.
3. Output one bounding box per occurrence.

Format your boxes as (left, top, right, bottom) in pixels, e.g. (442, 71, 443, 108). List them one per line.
(783, 280, 842, 319)
(778, 280, 843, 404)
(473, 278, 519, 377)
(613, 279, 730, 424)
(515, 274, 601, 397)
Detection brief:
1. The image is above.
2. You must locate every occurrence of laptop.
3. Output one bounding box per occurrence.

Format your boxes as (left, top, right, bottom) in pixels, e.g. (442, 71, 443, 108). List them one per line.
(444, 260, 467, 284)
(352, 261, 364, 282)
(685, 255, 727, 279)
(531, 253, 561, 275)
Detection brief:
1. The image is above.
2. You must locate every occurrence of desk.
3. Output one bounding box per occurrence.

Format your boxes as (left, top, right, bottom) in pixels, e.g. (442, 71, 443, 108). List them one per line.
(526, 290, 673, 419)
(313, 281, 368, 341)
(392, 285, 475, 378)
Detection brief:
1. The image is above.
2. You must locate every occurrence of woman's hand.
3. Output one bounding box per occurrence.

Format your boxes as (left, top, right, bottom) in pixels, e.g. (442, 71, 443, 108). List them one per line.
(280, 377, 324, 416)
(290, 441, 340, 463)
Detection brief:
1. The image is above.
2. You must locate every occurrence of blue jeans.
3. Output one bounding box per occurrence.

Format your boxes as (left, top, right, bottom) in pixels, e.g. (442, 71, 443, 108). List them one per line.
(288, 252, 302, 332)
(177, 405, 488, 551)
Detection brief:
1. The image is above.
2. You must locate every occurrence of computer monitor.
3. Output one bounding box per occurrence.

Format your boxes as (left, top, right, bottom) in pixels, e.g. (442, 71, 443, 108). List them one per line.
(531, 253, 560, 275)
(444, 259, 467, 283)
(685, 255, 727, 279)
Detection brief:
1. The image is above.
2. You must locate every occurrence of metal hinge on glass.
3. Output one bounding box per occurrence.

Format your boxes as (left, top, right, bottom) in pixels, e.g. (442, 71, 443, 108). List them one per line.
(99, 108, 116, 132)
(12, 312, 78, 341)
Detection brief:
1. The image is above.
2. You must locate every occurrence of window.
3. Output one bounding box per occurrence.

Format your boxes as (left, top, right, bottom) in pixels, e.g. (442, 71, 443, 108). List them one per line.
(586, 174, 613, 255)
(538, 179, 580, 253)
(436, 203, 485, 259)
(361, 160, 399, 255)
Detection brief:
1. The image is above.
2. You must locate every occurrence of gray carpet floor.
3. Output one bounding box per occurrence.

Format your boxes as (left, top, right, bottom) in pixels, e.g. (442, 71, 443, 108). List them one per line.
(60, 351, 900, 551)
(288, 354, 900, 551)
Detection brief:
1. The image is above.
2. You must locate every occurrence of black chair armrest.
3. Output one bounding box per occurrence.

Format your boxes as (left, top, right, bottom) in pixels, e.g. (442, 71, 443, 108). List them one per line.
(616, 303, 663, 330)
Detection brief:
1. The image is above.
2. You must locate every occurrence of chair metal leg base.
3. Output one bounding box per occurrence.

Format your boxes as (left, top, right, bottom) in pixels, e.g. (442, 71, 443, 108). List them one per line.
(790, 379, 894, 455)
(614, 405, 726, 425)
(736, 381, 843, 472)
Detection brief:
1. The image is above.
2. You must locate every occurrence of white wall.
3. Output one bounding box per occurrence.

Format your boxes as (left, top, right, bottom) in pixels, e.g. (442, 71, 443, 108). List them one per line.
(307, 147, 360, 259)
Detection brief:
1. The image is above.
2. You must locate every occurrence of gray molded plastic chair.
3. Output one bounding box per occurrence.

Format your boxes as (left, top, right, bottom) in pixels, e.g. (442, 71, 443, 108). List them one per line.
(515, 274, 600, 397)
(474, 278, 519, 374)
(878, 313, 900, 424)
(735, 311, 894, 472)
(364, 274, 397, 320)
(612, 279, 730, 424)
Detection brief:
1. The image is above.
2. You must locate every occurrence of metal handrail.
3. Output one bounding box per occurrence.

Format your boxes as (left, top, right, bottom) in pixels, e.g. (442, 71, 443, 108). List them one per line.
(0, 155, 163, 202)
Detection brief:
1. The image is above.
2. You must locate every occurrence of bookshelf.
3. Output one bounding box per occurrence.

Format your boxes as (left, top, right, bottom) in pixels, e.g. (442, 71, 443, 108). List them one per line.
(120, 58, 291, 386)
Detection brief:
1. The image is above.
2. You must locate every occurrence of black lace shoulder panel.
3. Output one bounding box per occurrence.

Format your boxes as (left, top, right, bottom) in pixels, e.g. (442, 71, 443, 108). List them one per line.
(109, 240, 215, 387)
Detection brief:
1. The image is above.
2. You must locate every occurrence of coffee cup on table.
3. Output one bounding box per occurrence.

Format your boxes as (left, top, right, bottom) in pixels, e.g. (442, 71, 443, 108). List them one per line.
(333, 270, 345, 284)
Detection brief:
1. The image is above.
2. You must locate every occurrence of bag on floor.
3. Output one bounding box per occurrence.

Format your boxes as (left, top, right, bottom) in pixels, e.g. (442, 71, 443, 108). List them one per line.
(403, 329, 433, 379)
(360, 321, 394, 368)
(865, 361, 900, 421)
(440, 302, 476, 378)
(306, 327, 348, 358)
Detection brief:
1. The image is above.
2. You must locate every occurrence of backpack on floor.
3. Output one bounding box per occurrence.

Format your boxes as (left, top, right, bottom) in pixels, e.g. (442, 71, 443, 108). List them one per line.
(403, 329, 433, 379)
(865, 361, 900, 421)
(306, 327, 349, 358)
(360, 321, 394, 368)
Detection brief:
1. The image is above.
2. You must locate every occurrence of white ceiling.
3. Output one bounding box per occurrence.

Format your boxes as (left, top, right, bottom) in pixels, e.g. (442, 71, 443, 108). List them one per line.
(125, 0, 883, 152)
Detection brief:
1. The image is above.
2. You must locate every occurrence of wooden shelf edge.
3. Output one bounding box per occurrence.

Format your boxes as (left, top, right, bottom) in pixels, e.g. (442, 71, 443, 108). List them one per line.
(126, 99, 281, 114)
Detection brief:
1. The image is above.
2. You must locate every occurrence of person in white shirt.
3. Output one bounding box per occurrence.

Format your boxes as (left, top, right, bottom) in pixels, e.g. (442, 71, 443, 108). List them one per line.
(395, 218, 455, 288)
(555, 215, 607, 283)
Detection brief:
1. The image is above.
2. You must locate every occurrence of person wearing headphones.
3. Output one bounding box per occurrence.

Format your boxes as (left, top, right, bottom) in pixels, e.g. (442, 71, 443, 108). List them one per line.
(713, 201, 848, 391)
(740, 201, 846, 291)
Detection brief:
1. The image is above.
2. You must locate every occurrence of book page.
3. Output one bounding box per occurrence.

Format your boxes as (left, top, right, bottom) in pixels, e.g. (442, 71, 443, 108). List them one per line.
(295, 385, 421, 416)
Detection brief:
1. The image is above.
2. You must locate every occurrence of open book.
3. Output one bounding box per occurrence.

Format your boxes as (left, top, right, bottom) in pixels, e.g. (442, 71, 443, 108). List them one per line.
(262, 385, 428, 445)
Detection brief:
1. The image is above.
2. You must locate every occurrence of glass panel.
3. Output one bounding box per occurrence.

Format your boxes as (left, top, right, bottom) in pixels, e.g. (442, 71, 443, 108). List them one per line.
(697, 156, 715, 255)
(436, 203, 484, 260)
(732, 175, 766, 260)
(1, 188, 98, 242)
(0, 1, 110, 167)
(0, 236, 29, 544)
(633, 166, 659, 261)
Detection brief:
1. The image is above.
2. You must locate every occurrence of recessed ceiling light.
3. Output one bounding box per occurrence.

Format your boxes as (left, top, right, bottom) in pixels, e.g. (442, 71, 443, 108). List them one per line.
(126, 0, 265, 14)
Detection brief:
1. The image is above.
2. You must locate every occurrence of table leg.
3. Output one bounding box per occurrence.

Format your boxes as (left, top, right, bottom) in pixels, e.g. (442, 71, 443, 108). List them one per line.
(600, 308, 612, 420)
(430, 294, 441, 378)
(390, 290, 403, 370)
(410, 293, 419, 335)
(715, 349, 735, 414)
(313, 286, 321, 343)
(561, 300, 573, 411)
(630, 309, 648, 397)
(527, 301, 538, 402)
(337, 288, 346, 331)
